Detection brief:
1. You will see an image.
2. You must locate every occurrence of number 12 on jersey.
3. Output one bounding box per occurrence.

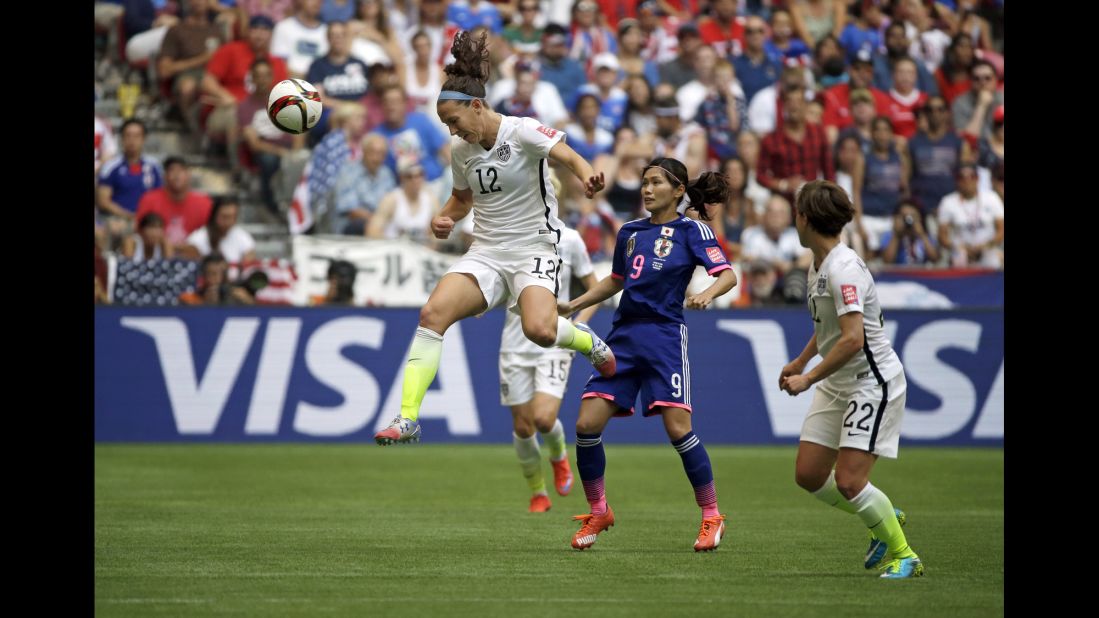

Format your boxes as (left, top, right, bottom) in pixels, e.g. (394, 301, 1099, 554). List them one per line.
(476, 167, 502, 194)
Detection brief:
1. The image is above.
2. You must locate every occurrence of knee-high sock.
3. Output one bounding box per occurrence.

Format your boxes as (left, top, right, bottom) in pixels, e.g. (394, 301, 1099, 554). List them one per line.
(541, 419, 567, 462)
(672, 432, 720, 518)
(554, 317, 592, 354)
(848, 482, 916, 559)
(811, 471, 858, 514)
(399, 327, 444, 421)
(575, 432, 607, 515)
(513, 432, 546, 495)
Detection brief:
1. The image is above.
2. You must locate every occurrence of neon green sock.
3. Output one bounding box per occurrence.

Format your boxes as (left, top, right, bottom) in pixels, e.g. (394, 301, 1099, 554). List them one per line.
(541, 419, 567, 462)
(811, 471, 859, 514)
(849, 483, 916, 559)
(554, 316, 592, 354)
(514, 433, 546, 495)
(399, 327, 444, 422)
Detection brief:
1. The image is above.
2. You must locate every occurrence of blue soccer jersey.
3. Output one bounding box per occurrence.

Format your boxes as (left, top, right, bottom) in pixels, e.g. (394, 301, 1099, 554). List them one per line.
(582, 215, 732, 416)
(610, 216, 732, 326)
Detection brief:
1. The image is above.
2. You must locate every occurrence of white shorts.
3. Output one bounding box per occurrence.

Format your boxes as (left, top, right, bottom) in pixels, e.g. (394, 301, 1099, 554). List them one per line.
(800, 372, 907, 458)
(499, 351, 574, 406)
(448, 244, 561, 313)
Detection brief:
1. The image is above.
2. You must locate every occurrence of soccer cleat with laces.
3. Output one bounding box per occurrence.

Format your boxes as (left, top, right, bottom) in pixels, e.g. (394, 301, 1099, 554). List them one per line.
(571, 505, 616, 550)
(694, 514, 727, 552)
(865, 507, 907, 569)
(374, 416, 421, 446)
(529, 494, 551, 513)
(551, 458, 573, 496)
(879, 555, 924, 579)
(575, 323, 616, 377)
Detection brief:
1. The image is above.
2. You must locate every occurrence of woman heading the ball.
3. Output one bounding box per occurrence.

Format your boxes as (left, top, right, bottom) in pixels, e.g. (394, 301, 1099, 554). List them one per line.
(375, 30, 614, 445)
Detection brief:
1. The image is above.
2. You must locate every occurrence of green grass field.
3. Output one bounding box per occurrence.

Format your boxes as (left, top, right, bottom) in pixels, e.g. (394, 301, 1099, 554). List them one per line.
(95, 445, 1003, 617)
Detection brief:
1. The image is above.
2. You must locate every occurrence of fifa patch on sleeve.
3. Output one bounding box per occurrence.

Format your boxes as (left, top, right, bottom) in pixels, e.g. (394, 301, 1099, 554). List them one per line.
(842, 284, 859, 305)
(536, 125, 557, 138)
(706, 247, 726, 264)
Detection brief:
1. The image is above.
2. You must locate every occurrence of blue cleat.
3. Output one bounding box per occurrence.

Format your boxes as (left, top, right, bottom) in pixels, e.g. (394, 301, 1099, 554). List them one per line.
(879, 555, 925, 579)
(865, 508, 907, 569)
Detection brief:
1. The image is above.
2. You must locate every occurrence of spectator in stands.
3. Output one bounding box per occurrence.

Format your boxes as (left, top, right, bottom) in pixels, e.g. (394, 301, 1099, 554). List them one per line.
(448, 0, 504, 34)
(820, 51, 891, 144)
(405, 30, 446, 130)
(359, 62, 404, 130)
(834, 87, 877, 155)
(332, 133, 396, 235)
(953, 59, 1002, 143)
(567, 0, 617, 65)
(120, 212, 174, 261)
(720, 156, 759, 259)
(306, 20, 372, 144)
(312, 259, 358, 305)
(693, 58, 748, 162)
(95, 114, 117, 179)
(201, 15, 288, 169)
(565, 94, 616, 164)
(937, 162, 1004, 268)
(764, 8, 811, 66)
(833, 133, 863, 201)
(651, 96, 707, 178)
(735, 129, 773, 215)
(872, 21, 938, 96)
(370, 85, 451, 199)
(757, 86, 834, 205)
(934, 33, 974, 106)
(658, 23, 701, 90)
(856, 116, 909, 255)
(310, 102, 369, 226)
(367, 160, 440, 242)
(179, 252, 255, 305)
(837, 0, 883, 63)
(880, 200, 939, 265)
(272, 0, 328, 78)
(536, 24, 587, 108)
(636, 0, 678, 65)
(235, 0, 295, 28)
(899, 0, 950, 74)
(788, 0, 846, 46)
(733, 15, 783, 106)
(575, 53, 629, 133)
(320, 0, 356, 23)
(909, 94, 968, 217)
(883, 56, 927, 138)
(615, 18, 659, 87)
(238, 58, 307, 215)
(492, 60, 568, 128)
(135, 156, 213, 250)
(990, 161, 1004, 205)
(95, 242, 111, 305)
(740, 194, 811, 274)
(600, 126, 650, 221)
(977, 104, 1004, 178)
(157, 0, 223, 132)
(623, 74, 656, 137)
(182, 196, 257, 264)
(698, 0, 745, 57)
(97, 119, 164, 244)
(503, 1, 544, 53)
(747, 65, 809, 136)
(350, 0, 404, 66)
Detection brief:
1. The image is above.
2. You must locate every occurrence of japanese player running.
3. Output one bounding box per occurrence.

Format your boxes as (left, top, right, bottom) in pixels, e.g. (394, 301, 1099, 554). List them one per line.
(557, 157, 738, 552)
(780, 180, 924, 579)
(375, 31, 613, 445)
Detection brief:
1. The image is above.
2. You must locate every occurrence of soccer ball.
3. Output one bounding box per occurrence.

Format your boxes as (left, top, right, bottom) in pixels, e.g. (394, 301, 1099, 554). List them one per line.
(267, 79, 322, 134)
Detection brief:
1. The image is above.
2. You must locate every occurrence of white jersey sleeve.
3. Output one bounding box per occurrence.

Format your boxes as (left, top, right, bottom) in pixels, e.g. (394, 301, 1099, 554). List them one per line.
(829, 258, 867, 318)
(515, 116, 566, 158)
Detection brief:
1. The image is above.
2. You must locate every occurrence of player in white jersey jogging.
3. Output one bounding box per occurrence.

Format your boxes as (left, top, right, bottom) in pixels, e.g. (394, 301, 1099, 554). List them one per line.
(779, 180, 924, 579)
(375, 30, 614, 446)
(501, 225, 598, 512)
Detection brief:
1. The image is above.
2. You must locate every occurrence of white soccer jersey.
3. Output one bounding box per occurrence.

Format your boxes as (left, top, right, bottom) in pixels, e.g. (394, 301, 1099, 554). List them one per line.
(807, 243, 903, 389)
(500, 227, 594, 354)
(450, 115, 568, 249)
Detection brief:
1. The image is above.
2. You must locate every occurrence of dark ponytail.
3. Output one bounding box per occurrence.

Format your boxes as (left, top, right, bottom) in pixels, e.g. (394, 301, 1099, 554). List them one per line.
(441, 30, 491, 101)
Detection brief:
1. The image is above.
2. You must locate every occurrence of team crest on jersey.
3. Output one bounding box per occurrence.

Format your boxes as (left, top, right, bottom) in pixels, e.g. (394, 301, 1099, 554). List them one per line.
(626, 232, 637, 257)
(660, 226, 674, 237)
(816, 276, 827, 295)
(496, 143, 511, 162)
(654, 237, 673, 258)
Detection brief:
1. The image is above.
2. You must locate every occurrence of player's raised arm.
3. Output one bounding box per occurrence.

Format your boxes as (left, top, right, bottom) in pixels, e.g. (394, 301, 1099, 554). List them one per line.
(548, 141, 605, 199)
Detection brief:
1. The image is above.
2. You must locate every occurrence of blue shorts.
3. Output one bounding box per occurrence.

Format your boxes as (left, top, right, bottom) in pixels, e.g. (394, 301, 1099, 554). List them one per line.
(581, 320, 692, 417)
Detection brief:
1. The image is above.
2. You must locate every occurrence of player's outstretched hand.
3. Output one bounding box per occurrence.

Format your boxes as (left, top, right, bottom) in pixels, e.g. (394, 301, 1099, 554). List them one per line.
(432, 215, 455, 239)
(685, 294, 712, 310)
(585, 172, 605, 198)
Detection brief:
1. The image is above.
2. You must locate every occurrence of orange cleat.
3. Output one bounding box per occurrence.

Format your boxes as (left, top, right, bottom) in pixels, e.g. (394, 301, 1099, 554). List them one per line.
(694, 514, 727, 552)
(571, 506, 616, 550)
(529, 494, 552, 513)
(551, 458, 573, 496)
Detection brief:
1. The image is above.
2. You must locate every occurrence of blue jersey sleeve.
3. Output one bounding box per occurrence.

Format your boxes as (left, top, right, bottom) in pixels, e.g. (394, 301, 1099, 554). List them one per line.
(686, 219, 733, 275)
(611, 226, 631, 280)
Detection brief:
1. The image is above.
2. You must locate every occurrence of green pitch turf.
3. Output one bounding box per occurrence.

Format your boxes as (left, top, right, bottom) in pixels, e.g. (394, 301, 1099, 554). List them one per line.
(95, 445, 1003, 617)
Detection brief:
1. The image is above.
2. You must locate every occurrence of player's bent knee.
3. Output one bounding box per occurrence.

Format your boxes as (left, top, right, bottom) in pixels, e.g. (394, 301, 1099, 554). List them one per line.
(833, 471, 868, 500)
(418, 304, 450, 334)
(523, 325, 556, 348)
(795, 467, 830, 492)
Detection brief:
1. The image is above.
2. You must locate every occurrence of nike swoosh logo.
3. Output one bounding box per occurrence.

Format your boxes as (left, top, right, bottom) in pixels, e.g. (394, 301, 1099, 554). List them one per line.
(465, 158, 475, 165)
(847, 431, 863, 436)
(409, 357, 421, 362)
